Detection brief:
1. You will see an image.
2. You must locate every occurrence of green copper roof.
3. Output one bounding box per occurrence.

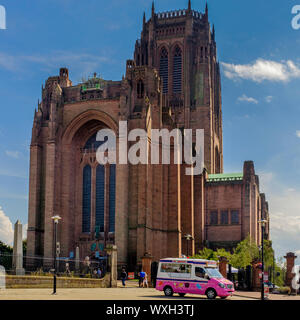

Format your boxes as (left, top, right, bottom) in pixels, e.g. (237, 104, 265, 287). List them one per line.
(207, 173, 243, 182)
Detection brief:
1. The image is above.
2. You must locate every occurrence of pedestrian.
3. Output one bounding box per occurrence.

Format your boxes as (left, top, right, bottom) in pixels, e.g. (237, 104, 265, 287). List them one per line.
(65, 263, 71, 277)
(97, 268, 102, 279)
(121, 268, 127, 287)
(143, 272, 148, 288)
(139, 270, 145, 288)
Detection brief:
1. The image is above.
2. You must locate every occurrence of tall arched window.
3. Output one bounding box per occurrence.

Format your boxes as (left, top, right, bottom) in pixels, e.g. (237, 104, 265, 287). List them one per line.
(159, 47, 169, 94)
(95, 165, 105, 232)
(82, 165, 91, 233)
(83, 132, 107, 151)
(173, 46, 182, 93)
(109, 164, 116, 233)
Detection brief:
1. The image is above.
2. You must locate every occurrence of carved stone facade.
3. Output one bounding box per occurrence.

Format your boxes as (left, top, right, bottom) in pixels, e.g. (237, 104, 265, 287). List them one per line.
(27, 3, 270, 271)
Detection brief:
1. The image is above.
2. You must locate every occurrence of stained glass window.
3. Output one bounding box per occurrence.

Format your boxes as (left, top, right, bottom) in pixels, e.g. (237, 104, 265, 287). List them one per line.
(109, 164, 116, 233)
(84, 133, 108, 151)
(160, 47, 169, 94)
(173, 46, 182, 93)
(96, 165, 105, 232)
(82, 165, 91, 233)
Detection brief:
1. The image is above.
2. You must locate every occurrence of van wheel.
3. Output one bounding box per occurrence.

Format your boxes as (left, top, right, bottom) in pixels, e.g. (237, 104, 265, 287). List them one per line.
(206, 288, 217, 299)
(164, 286, 173, 297)
(179, 293, 186, 297)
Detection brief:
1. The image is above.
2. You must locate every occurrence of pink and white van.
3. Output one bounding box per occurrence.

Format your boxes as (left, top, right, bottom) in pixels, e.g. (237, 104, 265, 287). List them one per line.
(155, 258, 235, 299)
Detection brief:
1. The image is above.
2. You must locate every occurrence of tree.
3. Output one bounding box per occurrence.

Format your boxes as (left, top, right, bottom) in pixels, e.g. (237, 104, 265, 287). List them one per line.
(23, 239, 27, 255)
(193, 247, 218, 261)
(230, 235, 259, 269)
(192, 247, 233, 263)
(193, 236, 280, 280)
(0, 240, 13, 270)
(262, 240, 274, 269)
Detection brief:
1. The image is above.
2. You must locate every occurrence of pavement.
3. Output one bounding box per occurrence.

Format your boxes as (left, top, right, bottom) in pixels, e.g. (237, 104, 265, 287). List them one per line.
(0, 281, 299, 300)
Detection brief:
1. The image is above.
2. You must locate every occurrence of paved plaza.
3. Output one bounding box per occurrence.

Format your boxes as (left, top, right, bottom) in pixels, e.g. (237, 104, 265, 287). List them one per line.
(0, 281, 299, 300)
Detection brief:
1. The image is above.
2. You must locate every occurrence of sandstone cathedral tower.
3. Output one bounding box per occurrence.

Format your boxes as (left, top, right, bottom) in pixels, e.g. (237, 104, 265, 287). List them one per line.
(27, 2, 269, 271)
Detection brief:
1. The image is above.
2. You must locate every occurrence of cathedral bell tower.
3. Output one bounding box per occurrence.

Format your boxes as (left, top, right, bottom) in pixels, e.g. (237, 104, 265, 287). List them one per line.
(134, 1, 223, 173)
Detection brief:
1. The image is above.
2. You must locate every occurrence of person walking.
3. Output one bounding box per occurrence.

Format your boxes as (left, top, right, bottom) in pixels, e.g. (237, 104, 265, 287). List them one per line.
(143, 272, 148, 288)
(121, 268, 127, 287)
(139, 270, 145, 288)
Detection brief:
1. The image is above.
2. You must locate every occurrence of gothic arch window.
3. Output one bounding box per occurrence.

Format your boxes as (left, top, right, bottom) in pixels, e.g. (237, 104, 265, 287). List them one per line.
(83, 132, 107, 151)
(173, 46, 182, 93)
(82, 165, 91, 233)
(137, 80, 144, 99)
(159, 47, 169, 94)
(95, 165, 105, 232)
(109, 164, 116, 233)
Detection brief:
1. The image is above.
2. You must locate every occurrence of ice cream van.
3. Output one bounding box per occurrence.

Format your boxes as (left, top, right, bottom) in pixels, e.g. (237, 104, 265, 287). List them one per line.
(155, 258, 234, 299)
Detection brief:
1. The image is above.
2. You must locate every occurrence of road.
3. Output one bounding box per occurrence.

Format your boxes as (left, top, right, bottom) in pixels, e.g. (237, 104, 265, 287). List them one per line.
(0, 281, 299, 300)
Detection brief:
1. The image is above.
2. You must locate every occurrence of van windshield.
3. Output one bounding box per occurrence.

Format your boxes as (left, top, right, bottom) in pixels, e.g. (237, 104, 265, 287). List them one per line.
(206, 268, 223, 279)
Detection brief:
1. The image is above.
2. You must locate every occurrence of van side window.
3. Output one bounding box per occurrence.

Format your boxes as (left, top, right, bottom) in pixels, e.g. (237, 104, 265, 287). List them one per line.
(160, 263, 191, 274)
(195, 267, 206, 278)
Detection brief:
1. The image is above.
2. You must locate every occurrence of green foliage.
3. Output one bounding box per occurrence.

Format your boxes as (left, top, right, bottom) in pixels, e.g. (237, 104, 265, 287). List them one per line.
(193, 237, 287, 287)
(193, 247, 218, 261)
(230, 235, 259, 269)
(0, 241, 13, 253)
(0, 240, 13, 270)
(192, 247, 233, 266)
(262, 240, 274, 269)
(215, 248, 232, 262)
(23, 239, 27, 255)
(30, 268, 52, 277)
(273, 256, 286, 287)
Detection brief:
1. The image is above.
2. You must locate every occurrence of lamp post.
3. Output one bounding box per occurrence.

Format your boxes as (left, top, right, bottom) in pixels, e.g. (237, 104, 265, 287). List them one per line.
(258, 219, 267, 300)
(184, 234, 193, 257)
(51, 215, 61, 295)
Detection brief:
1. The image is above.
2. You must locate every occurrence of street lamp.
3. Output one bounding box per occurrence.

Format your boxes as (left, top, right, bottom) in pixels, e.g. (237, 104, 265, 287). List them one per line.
(258, 219, 267, 300)
(183, 234, 193, 257)
(51, 215, 61, 295)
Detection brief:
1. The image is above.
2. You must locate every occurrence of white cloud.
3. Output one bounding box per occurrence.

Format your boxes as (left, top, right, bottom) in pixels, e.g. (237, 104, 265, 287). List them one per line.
(0, 50, 113, 79)
(296, 131, 300, 138)
(222, 59, 300, 82)
(0, 53, 19, 72)
(0, 170, 27, 179)
(237, 94, 258, 104)
(265, 96, 273, 103)
(0, 207, 13, 245)
(258, 171, 300, 262)
(5, 150, 21, 159)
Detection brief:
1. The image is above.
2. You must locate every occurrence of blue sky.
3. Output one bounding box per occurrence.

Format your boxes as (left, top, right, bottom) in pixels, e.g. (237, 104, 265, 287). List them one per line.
(0, 0, 300, 262)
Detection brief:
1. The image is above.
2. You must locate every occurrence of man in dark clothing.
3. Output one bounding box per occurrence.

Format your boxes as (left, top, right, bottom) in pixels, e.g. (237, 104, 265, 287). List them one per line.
(121, 268, 127, 287)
